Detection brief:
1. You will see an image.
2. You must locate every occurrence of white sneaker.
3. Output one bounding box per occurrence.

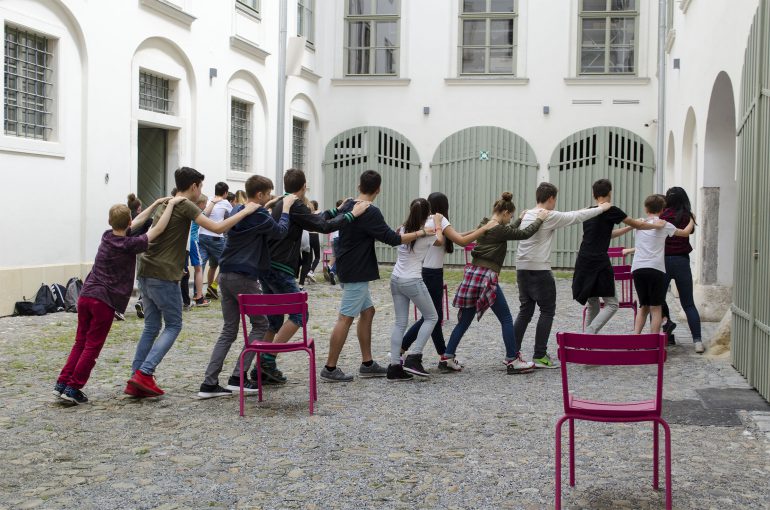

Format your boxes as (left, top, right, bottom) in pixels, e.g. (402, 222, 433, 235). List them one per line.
(694, 341, 705, 354)
(307, 271, 316, 283)
(438, 356, 463, 372)
(506, 354, 535, 374)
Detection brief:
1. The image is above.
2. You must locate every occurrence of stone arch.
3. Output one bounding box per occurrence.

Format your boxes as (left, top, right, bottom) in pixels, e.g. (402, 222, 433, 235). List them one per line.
(665, 131, 676, 188)
(227, 69, 268, 175)
(289, 93, 321, 195)
(681, 107, 698, 199)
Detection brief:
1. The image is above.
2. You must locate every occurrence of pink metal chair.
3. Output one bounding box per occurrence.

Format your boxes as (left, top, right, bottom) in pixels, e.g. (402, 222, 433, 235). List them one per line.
(607, 246, 626, 265)
(554, 332, 671, 510)
(237, 292, 317, 416)
(581, 265, 638, 330)
(413, 283, 450, 325)
(464, 242, 477, 268)
(321, 234, 333, 273)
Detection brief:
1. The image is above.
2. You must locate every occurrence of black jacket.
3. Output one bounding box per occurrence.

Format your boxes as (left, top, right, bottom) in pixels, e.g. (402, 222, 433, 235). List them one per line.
(268, 198, 354, 276)
(336, 202, 402, 283)
(219, 207, 290, 280)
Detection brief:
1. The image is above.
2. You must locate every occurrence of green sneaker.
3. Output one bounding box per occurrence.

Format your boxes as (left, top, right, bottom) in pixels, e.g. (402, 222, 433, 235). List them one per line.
(532, 353, 561, 369)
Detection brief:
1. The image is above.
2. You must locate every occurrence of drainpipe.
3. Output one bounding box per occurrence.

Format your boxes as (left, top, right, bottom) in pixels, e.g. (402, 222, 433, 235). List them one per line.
(276, 0, 288, 193)
(656, 0, 666, 193)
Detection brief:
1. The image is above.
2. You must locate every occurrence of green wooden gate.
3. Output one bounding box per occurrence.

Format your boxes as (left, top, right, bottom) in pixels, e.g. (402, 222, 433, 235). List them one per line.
(431, 126, 539, 266)
(323, 126, 421, 263)
(137, 127, 167, 205)
(548, 127, 655, 268)
(733, 1, 770, 402)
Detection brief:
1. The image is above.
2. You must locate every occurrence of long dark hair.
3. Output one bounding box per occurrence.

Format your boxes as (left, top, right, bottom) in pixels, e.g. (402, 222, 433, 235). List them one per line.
(402, 198, 431, 251)
(665, 186, 696, 226)
(428, 192, 454, 254)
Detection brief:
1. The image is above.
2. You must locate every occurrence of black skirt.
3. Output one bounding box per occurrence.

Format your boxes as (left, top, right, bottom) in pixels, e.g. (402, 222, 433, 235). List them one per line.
(571, 255, 616, 305)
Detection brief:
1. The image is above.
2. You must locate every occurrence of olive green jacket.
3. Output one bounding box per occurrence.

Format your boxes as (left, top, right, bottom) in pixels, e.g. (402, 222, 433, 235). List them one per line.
(470, 217, 544, 273)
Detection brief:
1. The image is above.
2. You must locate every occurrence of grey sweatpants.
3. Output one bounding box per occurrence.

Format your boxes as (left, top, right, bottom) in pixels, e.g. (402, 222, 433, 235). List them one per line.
(389, 276, 438, 363)
(585, 295, 619, 334)
(203, 272, 269, 386)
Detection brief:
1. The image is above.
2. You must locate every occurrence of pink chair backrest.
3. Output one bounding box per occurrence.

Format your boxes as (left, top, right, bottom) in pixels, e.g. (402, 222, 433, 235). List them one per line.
(612, 266, 635, 304)
(238, 292, 310, 346)
(464, 242, 476, 264)
(557, 332, 667, 413)
(608, 246, 626, 265)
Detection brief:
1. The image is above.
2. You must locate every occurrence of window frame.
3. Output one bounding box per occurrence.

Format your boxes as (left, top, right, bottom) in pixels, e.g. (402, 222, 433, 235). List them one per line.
(297, 0, 315, 46)
(230, 98, 252, 173)
(577, 0, 639, 76)
(292, 117, 309, 171)
(3, 24, 56, 141)
(235, 0, 260, 18)
(138, 70, 175, 115)
(457, 0, 518, 76)
(343, 0, 401, 77)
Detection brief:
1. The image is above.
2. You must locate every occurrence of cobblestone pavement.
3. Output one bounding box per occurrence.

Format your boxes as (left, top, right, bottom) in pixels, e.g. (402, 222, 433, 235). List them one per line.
(1, 269, 768, 510)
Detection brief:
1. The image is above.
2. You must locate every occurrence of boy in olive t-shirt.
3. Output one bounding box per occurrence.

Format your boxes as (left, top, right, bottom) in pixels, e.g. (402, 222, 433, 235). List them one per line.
(127, 167, 258, 397)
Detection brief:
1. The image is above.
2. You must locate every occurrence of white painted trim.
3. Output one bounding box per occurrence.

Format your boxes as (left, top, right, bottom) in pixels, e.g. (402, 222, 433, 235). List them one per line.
(665, 29, 676, 53)
(330, 78, 411, 86)
(235, 1, 261, 21)
(139, 0, 196, 27)
(564, 77, 651, 85)
(680, 0, 693, 14)
(0, 137, 64, 158)
(229, 35, 270, 63)
(299, 66, 321, 83)
(444, 77, 529, 86)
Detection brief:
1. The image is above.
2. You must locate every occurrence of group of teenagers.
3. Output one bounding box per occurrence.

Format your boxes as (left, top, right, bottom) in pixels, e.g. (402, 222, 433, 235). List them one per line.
(52, 165, 702, 404)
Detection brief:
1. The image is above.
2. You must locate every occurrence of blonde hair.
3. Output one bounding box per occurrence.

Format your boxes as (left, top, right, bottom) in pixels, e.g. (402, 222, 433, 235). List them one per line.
(196, 193, 208, 207)
(235, 190, 247, 204)
(109, 204, 131, 230)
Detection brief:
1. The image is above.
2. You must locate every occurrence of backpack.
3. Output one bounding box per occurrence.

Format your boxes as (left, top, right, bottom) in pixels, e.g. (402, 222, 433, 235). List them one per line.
(34, 283, 58, 314)
(13, 300, 46, 316)
(50, 283, 67, 311)
(64, 277, 83, 313)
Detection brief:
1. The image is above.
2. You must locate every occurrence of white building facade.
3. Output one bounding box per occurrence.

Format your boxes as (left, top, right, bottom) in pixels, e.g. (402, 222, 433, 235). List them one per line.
(0, 0, 761, 317)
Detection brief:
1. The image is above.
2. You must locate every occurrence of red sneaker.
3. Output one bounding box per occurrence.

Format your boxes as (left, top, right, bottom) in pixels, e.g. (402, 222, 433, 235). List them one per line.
(128, 370, 164, 396)
(123, 383, 152, 398)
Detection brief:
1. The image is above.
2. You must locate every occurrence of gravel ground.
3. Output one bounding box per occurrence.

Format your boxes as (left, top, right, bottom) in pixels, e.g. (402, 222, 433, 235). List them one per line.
(0, 269, 768, 510)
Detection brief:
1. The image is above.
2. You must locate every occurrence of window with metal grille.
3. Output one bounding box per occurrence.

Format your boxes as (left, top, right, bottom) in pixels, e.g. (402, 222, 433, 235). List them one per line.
(4, 25, 54, 140)
(139, 71, 173, 114)
(298, 0, 315, 44)
(292, 118, 308, 171)
(459, 0, 517, 75)
(345, 0, 400, 76)
(332, 131, 367, 169)
(558, 134, 598, 171)
(237, 0, 259, 13)
(579, 0, 638, 75)
(230, 99, 251, 172)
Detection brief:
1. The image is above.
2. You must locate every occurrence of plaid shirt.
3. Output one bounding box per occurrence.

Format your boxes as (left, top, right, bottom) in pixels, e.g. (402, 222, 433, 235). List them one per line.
(452, 265, 499, 320)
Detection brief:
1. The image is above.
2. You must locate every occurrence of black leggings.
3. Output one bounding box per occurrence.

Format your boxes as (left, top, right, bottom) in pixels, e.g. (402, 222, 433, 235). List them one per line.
(309, 233, 320, 272)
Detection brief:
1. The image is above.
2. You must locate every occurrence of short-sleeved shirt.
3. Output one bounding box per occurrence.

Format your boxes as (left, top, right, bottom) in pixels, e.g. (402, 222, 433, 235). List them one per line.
(391, 221, 440, 279)
(577, 206, 628, 260)
(199, 200, 233, 238)
(631, 218, 677, 273)
(660, 208, 694, 255)
(137, 198, 201, 281)
(81, 228, 149, 313)
(422, 217, 452, 269)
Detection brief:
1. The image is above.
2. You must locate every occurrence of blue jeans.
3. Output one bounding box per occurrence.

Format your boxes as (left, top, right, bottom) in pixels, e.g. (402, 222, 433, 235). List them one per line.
(402, 268, 446, 355)
(390, 276, 438, 363)
(199, 234, 225, 270)
(133, 277, 183, 375)
(259, 268, 304, 332)
(445, 284, 519, 360)
(663, 255, 702, 341)
(331, 238, 340, 274)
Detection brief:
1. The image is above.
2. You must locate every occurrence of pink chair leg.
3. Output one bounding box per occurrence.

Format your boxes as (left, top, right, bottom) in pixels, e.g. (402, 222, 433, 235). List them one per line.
(555, 416, 567, 510)
(653, 421, 660, 489)
(255, 353, 263, 402)
(307, 349, 314, 415)
(660, 419, 672, 510)
(311, 344, 318, 401)
(581, 307, 587, 332)
(569, 418, 575, 486)
(239, 353, 245, 417)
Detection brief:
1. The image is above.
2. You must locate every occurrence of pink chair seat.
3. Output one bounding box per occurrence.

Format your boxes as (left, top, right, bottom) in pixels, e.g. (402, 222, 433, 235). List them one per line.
(246, 338, 315, 353)
(568, 395, 657, 418)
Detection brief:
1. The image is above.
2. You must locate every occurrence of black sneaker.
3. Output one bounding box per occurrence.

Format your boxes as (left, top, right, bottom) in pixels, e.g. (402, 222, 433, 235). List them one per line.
(663, 321, 677, 345)
(403, 354, 430, 377)
(61, 386, 88, 404)
(113, 311, 126, 321)
(205, 286, 219, 300)
(225, 376, 260, 394)
(197, 383, 232, 399)
(387, 364, 414, 382)
(251, 364, 288, 385)
(52, 381, 66, 397)
(329, 272, 337, 285)
(135, 301, 144, 319)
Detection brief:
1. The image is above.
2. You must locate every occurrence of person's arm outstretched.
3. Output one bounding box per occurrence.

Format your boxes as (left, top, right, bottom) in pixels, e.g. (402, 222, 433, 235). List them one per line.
(612, 225, 634, 238)
(131, 196, 168, 227)
(195, 201, 260, 233)
(147, 197, 184, 242)
(499, 209, 550, 240)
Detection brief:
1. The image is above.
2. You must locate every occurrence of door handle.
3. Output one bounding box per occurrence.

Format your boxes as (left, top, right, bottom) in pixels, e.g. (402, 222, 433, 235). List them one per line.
(754, 250, 760, 259)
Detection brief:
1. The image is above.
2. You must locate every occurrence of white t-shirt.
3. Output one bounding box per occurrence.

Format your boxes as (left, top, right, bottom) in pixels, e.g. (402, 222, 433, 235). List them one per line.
(631, 217, 677, 273)
(391, 221, 441, 279)
(199, 199, 233, 238)
(422, 217, 452, 269)
(330, 230, 339, 242)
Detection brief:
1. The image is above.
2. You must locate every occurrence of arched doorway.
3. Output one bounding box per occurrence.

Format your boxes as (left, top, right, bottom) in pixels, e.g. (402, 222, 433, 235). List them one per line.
(681, 108, 698, 197)
(665, 131, 676, 187)
(322, 126, 420, 263)
(548, 127, 655, 267)
(702, 71, 738, 286)
(430, 126, 538, 266)
(733, 1, 770, 401)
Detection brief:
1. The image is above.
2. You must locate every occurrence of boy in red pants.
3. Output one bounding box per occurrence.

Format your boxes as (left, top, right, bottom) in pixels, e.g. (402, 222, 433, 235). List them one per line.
(53, 196, 182, 404)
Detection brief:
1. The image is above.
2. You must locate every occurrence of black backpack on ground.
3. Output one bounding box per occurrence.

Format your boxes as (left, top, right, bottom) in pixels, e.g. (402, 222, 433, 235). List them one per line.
(13, 300, 46, 316)
(64, 277, 83, 313)
(50, 283, 66, 312)
(34, 283, 58, 314)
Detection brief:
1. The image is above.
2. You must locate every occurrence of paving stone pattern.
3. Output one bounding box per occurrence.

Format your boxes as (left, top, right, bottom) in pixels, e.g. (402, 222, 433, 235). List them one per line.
(0, 273, 768, 509)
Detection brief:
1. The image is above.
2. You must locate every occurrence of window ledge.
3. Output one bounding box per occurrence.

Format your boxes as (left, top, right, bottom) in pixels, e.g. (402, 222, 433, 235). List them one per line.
(299, 66, 321, 83)
(139, 0, 196, 27)
(564, 77, 650, 86)
(227, 170, 254, 182)
(230, 36, 270, 64)
(0, 136, 64, 158)
(136, 110, 184, 129)
(680, 0, 693, 13)
(305, 41, 316, 52)
(331, 78, 410, 86)
(445, 77, 529, 86)
(665, 29, 676, 53)
(235, 2, 261, 21)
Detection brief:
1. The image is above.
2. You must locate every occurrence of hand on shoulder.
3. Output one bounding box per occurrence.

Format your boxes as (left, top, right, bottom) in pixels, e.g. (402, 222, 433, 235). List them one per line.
(598, 202, 612, 212)
(536, 209, 550, 221)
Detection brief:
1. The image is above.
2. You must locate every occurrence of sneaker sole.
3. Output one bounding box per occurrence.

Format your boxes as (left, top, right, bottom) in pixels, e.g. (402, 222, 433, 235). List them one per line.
(52, 389, 64, 397)
(533, 363, 560, 369)
(320, 376, 353, 383)
(60, 394, 85, 405)
(507, 367, 536, 375)
(225, 385, 260, 393)
(127, 380, 163, 397)
(196, 392, 232, 399)
(358, 372, 387, 378)
(403, 367, 431, 377)
(386, 377, 414, 382)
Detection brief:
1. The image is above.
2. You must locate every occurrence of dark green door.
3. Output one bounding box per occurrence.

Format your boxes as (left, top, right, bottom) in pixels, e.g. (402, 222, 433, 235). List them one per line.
(138, 127, 167, 204)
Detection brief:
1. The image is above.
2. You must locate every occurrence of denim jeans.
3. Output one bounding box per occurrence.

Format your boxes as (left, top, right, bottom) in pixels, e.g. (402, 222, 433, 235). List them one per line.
(402, 268, 446, 356)
(199, 234, 225, 270)
(259, 268, 304, 332)
(389, 276, 438, 363)
(133, 277, 183, 375)
(513, 270, 557, 359)
(445, 284, 519, 360)
(663, 254, 702, 341)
